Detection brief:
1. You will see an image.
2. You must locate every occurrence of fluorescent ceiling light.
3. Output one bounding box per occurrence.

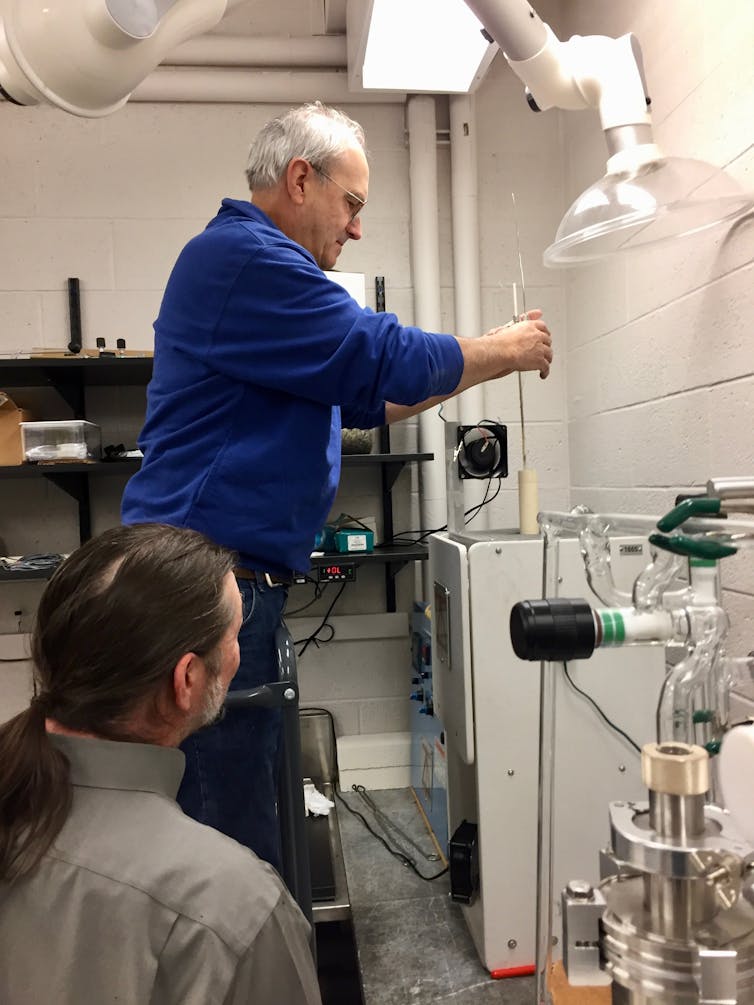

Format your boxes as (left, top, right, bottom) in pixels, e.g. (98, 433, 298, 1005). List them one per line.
(361, 0, 495, 93)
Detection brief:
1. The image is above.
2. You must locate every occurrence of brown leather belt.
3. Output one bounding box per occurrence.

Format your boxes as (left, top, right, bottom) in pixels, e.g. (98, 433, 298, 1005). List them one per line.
(234, 566, 293, 587)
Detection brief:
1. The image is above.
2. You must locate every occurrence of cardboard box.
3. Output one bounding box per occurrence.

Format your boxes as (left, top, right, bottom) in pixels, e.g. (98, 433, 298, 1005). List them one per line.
(0, 394, 32, 466)
(549, 961, 611, 1005)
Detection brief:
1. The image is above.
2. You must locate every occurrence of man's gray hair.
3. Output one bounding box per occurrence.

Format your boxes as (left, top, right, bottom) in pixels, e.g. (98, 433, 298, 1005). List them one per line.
(245, 101, 367, 191)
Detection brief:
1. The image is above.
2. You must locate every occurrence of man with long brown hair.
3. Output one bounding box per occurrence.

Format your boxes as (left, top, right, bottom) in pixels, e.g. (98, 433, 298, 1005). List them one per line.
(0, 523, 320, 1005)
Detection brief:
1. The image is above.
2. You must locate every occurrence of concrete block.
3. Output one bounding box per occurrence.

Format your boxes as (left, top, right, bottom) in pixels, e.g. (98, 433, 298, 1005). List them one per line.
(0, 219, 114, 291)
(338, 765, 412, 790)
(337, 731, 412, 776)
(0, 293, 43, 354)
(113, 219, 207, 290)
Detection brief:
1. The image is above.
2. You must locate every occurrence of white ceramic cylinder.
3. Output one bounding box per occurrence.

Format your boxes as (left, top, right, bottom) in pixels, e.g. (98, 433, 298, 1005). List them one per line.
(518, 467, 539, 535)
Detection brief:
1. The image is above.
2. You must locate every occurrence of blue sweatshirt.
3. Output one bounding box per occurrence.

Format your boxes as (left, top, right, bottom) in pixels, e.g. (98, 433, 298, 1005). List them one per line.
(122, 200, 463, 574)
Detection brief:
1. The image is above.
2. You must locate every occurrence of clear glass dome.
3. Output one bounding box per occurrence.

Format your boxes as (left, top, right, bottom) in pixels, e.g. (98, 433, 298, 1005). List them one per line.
(544, 156, 754, 267)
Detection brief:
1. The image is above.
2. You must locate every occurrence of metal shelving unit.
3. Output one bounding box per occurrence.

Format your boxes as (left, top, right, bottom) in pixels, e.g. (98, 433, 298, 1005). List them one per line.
(0, 358, 432, 607)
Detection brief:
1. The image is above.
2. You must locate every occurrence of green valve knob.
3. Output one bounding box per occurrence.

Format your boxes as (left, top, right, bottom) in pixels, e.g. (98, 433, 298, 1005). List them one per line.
(657, 498, 721, 532)
(704, 740, 721, 756)
(648, 533, 737, 560)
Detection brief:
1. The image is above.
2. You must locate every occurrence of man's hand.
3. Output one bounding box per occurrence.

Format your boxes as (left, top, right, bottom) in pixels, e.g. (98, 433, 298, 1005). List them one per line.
(483, 309, 552, 379)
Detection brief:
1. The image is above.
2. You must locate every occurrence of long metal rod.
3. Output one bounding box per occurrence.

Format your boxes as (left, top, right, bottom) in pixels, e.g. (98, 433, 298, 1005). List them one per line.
(512, 192, 528, 468)
(352, 786, 439, 862)
(535, 532, 561, 1005)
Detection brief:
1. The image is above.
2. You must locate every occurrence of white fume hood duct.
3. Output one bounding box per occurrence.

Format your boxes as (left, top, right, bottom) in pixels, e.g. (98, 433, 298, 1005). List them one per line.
(1, 0, 751, 266)
(462, 0, 753, 265)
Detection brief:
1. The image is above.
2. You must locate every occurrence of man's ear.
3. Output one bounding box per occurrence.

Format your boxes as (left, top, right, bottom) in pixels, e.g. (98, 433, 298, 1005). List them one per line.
(172, 651, 203, 714)
(286, 157, 314, 207)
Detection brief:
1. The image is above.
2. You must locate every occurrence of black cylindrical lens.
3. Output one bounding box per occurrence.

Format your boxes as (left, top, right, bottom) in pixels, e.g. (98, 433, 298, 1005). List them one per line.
(509, 598, 596, 661)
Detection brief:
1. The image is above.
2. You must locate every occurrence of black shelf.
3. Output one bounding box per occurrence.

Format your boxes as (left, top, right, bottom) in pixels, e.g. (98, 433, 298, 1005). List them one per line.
(310, 545, 427, 565)
(0, 356, 152, 419)
(0, 568, 57, 583)
(341, 452, 433, 465)
(0, 460, 141, 477)
(0, 356, 434, 611)
(0, 356, 153, 388)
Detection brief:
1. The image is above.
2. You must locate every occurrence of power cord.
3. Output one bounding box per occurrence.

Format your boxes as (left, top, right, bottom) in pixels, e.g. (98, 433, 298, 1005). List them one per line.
(334, 788, 448, 883)
(301, 706, 448, 882)
(285, 575, 326, 616)
(562, 661, 641, 754)
(463, 473, 501, 525)
(294, 581, 347, 658)
(387, 482, 502, 547)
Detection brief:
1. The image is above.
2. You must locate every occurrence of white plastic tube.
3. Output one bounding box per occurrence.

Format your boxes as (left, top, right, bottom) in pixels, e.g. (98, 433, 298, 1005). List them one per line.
(450, 94, 487, 528)
(131, 67, 405, 104)
(407, 95, 446, 595)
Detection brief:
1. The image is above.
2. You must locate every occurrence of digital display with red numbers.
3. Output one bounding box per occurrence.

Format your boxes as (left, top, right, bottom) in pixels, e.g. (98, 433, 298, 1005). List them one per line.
(317, 564, 357, 582)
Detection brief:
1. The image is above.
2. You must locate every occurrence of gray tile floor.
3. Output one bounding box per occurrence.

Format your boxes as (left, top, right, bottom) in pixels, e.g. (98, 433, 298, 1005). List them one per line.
(336, 788, 536, 1005)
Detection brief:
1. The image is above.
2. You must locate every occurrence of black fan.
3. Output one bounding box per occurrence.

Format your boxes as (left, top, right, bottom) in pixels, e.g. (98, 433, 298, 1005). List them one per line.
(456, 423, 508, 480)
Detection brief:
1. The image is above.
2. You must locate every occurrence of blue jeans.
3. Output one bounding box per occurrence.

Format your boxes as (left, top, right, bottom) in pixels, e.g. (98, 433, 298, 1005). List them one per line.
(177, 577, 288, 871)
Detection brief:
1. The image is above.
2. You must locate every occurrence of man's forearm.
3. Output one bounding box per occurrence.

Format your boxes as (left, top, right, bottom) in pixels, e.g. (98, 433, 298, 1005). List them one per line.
(385, 373, 513, 425)
(384, 313, 551, 425)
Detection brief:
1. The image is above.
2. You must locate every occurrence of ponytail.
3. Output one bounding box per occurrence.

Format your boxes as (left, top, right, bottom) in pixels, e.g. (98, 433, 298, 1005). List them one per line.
(0, 522, 235, 883)
(0, 699, 72, 882)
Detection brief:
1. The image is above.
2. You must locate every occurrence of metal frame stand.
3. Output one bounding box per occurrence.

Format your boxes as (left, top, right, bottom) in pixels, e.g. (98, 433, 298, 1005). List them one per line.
(223, 625, 314, 945)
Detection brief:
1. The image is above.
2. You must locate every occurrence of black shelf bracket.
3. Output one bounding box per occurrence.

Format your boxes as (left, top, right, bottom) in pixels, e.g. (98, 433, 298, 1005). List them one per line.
(42, 371, 85, 419)
(382, 460, 407, 493)
(44, 472, 92, 541)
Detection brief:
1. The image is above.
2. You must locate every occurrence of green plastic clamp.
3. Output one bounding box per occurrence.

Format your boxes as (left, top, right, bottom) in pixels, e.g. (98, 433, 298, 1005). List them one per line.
(704, 740, 721, 756)
(657, 497, 722, 533)
(648, 533, 737, 561)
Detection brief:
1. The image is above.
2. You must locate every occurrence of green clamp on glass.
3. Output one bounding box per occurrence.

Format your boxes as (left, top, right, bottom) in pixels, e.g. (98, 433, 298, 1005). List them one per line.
(648, 533, 737, 561)
(657, 498, 721, 532)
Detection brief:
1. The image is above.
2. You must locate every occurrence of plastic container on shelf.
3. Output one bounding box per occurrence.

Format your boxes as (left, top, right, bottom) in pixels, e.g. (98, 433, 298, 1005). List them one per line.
(20, 420, 102, 463)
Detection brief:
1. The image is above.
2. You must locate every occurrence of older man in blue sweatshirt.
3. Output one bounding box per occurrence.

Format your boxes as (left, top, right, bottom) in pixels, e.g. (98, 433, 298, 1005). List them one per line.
(122, 101, 553, 869)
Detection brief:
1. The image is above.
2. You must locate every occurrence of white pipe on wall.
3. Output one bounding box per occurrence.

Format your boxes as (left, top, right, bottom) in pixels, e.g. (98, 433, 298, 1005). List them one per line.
(130, 67, 405, 104)
(449, 93, 488, 529)
(165, 34, 347, 67)
(407, 95, 447, 597)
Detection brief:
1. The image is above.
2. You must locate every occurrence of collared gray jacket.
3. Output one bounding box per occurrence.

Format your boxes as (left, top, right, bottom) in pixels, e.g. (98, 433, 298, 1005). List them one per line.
(0, 734, 322, 1005)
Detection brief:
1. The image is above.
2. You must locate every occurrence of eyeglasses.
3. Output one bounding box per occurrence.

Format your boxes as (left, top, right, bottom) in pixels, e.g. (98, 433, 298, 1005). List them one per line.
(314, 166, 366, 223)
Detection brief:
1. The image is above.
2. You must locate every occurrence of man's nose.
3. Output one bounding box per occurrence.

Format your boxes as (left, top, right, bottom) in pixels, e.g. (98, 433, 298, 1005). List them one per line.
(346, 216, 362, 240)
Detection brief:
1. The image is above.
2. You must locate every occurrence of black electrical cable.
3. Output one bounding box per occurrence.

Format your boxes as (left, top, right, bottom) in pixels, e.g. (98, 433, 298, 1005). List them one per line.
(463, 473, 501, 526)
(301, 706, 448, 882)
(334, 788, 448, 882)
(294, 581, 347, 658)
(562, 661, 641, 754)
(285, 576, 325, 616)
(387, 483, 503, 547)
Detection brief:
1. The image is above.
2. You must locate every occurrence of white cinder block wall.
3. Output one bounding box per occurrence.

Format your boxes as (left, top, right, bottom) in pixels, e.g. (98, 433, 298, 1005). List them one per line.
(559, 0, 754, 668)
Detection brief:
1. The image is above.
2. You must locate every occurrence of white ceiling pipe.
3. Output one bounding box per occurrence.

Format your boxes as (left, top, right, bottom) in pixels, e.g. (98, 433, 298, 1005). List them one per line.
(165, 34, 347, 68)
(407, 94, 448, 595)
(130, 67, 405, 104)
(449, 93, 487, 529)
